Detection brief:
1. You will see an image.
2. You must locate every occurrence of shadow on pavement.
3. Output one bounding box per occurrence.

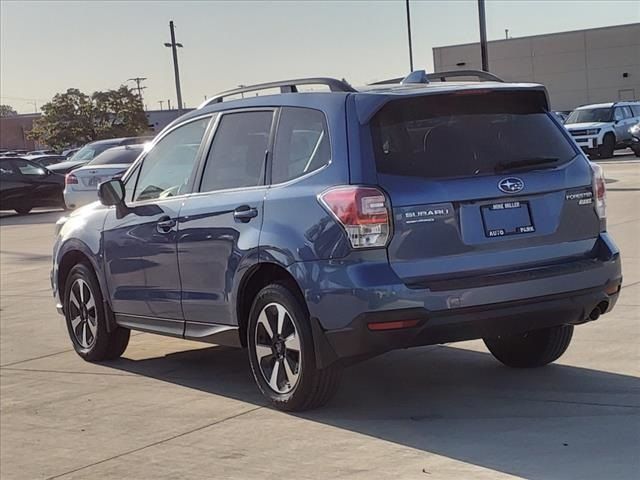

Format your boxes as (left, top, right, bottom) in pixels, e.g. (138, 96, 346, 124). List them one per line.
(107, 343, 640, 479)
(0, 209, 66, 226)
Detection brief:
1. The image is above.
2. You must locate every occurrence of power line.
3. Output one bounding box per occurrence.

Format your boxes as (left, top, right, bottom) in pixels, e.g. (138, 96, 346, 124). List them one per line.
(126, 77, 147, 103)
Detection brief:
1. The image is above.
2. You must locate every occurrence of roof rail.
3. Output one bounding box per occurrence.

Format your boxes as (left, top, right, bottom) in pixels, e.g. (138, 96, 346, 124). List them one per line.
(199, 77, 357, 109)
(371, 69, 504, 85)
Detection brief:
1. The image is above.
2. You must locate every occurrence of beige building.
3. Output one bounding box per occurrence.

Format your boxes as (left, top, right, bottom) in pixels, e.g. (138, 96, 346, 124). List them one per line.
(432, 23, 640, 111)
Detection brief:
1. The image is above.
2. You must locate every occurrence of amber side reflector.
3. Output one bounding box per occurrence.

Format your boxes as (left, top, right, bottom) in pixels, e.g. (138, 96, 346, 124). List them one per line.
(605, 283, 620, 295)
(368, 319, 420, 331)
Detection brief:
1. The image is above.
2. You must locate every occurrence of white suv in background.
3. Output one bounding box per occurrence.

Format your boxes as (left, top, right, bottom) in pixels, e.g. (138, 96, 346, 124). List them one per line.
(564, 101, 640, 158)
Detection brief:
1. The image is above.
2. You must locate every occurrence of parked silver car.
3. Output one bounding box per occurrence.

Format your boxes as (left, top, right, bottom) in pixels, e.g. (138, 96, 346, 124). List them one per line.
(63, 145, 144, 209)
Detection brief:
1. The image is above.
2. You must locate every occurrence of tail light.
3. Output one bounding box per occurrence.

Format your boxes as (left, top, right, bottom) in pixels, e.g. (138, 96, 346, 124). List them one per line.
(319, 186, 391, 249)
(65, 173, 78, 185)
(590, 162, 606, 223)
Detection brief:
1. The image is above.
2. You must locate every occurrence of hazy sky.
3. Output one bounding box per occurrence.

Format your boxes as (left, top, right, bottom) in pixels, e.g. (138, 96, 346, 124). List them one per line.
(1, 0, 638, 113)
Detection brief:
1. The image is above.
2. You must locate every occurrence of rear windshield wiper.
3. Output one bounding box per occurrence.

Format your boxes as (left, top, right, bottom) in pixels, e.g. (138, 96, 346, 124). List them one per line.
(494, 157, 559, 172)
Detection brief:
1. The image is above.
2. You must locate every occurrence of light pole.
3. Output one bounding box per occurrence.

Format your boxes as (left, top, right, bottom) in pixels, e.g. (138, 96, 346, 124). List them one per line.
(478, 0, 489, 71)
(405, 0, 414, 72)
(164, 20, 184, 111)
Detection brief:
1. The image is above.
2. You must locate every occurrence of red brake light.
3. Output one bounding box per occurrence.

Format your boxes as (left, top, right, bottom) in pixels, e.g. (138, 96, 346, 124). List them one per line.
(319, 186, 391, 248)
(65, 173, 78, 185)
(590, 162, 606, 222)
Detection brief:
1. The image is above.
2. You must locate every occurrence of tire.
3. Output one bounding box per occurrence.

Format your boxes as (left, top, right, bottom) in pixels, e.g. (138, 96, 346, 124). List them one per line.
(247, 283, 341, 411)
(14, 206, 32, 215)
(63, 263, 130, 361)
(632, 144, 640, 158)
(598, 134, 615, 159)
(484, 324, 573, 368)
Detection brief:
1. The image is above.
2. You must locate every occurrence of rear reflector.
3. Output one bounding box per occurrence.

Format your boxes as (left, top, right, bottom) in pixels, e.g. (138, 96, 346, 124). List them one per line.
(605, 283, 620, 295)
(319, 185, 391, 248)
(368, 319, 419, 331)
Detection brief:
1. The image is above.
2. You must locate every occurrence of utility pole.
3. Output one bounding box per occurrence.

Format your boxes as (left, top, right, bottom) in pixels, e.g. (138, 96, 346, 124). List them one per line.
(478, 0, 489, 71)
(158, 100, 164, 110)
(405, 0, 414, 72)
(127, 77, 147, 102)
(168, 99, 172, 110)
(505, 29, 509, 40)
(164, 20, 184, 111)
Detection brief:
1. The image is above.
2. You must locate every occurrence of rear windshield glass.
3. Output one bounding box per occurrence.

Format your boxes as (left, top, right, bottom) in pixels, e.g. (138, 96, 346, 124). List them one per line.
(370, 91, 576, 179)
(88, 147, 143, 166)
(566, 108, 612, 124)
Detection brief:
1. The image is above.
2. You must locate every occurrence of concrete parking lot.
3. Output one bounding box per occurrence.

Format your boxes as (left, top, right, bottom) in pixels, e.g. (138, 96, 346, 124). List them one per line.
(1, 158, 638, 479)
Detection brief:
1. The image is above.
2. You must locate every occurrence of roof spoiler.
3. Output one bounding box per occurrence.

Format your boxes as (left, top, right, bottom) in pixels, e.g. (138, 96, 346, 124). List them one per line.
(199, 77, 356, 109)
(371, 69, 504, 85)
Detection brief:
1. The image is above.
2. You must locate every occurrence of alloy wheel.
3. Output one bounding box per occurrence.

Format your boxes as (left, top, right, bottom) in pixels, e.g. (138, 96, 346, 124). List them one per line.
(254, 302, 301, 394)
(68, 278, 98, 349)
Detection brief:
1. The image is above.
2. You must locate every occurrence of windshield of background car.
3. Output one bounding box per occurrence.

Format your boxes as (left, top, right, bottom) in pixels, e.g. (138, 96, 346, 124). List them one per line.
(566, 108, 612, 124)
(370, 90, 576, 179)
(87, 147, 143, 166)
(68, 143, 115, 162)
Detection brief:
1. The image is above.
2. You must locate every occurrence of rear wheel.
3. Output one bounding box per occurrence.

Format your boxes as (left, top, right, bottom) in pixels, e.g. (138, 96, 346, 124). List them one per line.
(63, 263, 130, 361)
(484, 324, 574, 368)
(632, 144, 640, 157)
(14, 206, 32, 215)
(598, 134, 615, 159)
(247, 283, 341, 411)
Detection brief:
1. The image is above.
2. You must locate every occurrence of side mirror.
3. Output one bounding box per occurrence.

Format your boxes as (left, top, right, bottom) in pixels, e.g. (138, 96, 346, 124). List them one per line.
(98, 179, 125, 207)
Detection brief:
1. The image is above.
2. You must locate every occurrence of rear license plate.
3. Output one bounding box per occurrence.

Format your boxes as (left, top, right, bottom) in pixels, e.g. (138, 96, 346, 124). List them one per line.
(87, 177, 103, 187)
(481, 201, 535, 237)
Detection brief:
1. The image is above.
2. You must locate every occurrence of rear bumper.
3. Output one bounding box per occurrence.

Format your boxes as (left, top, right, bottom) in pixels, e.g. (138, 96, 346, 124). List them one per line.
(293, 234, 622, 367)
(63, 188, 98, 209)
(320, 281, 620, 365)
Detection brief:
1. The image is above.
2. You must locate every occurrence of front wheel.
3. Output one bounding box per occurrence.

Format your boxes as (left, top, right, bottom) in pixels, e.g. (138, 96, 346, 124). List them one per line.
(484, 324, 574, 368)
(598, 134, 615, 159)
(247, 283, 341, 411)
(632, 144, 640, 158)
(63, 263, 130, 361)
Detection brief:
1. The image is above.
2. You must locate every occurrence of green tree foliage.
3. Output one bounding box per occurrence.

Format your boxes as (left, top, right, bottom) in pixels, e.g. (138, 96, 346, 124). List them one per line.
(28, 87, 148, 149)
(0, 104, 18, 117)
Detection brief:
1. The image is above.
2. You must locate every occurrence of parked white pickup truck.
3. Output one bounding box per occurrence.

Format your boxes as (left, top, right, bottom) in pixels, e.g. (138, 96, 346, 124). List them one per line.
(564, 101, 640, 158)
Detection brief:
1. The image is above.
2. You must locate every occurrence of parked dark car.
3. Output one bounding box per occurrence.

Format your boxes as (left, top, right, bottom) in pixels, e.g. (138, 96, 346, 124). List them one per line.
(27, 149, 58, 155)
(24, 154, 68, 167)
(0, 157, 65, 214)
(50, 136, 153, 175)
(51, 72, 621, 411)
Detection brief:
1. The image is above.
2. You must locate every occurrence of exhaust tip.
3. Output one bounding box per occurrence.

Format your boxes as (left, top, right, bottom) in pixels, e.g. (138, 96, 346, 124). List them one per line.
(589, 308, 601, 321)
(597, 301, 609, 315)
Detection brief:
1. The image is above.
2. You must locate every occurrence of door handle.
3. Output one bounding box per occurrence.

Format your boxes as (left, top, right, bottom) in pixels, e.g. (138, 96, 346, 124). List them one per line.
(233, 205, 258, 222)
(156, 216, 176, 233)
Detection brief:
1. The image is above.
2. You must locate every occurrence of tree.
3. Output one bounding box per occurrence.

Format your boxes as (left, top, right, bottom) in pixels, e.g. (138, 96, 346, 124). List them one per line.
(0, 104, 17, 117)
(28, 87, 148, 149)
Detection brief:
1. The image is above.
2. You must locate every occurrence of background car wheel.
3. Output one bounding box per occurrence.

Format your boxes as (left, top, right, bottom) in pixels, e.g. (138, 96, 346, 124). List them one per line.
(63, 263, 130, 361)
(598, 134, 615, 159)
(247, 283, 341, 411)
(632, 145, 640, 158)
(484, 324, 573, 368)
(14, 206, 32, 215)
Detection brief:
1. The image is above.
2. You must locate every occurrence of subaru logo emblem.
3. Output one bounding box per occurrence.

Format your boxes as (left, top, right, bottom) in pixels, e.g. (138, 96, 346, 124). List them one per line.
(498, 177, 524, 194)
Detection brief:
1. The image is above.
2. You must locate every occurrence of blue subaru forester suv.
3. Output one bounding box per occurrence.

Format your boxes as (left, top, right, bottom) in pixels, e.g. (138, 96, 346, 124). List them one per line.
(52, 71, 622, 411)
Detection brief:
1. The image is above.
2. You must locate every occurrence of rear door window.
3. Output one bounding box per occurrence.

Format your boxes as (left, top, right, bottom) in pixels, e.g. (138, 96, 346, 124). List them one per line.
(371, 91, 577, 179)
(272, 107, 330, 183)
(200, 111, 273, 192)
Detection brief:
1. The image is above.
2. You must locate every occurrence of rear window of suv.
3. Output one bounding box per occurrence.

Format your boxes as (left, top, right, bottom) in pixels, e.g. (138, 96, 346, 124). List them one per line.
(370, 90, 577, 179)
